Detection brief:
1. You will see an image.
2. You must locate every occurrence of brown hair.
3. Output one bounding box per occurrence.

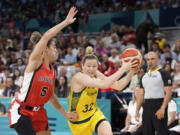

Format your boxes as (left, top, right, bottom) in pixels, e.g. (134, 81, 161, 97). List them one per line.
(30, 31, 42, 45)
(82, 46, 98, 65)
(30, 31, 56, 47)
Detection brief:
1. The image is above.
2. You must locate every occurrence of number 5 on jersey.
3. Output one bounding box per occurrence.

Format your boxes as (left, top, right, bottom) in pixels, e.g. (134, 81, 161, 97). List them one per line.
(40, 86, 49, 97)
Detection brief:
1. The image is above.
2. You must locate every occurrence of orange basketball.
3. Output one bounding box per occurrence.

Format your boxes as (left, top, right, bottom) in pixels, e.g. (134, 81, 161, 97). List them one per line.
(120, 48, 142, 69)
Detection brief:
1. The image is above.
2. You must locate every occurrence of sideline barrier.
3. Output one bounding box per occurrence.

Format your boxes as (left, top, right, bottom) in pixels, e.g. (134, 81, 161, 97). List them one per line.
(0, 98, 111, 135)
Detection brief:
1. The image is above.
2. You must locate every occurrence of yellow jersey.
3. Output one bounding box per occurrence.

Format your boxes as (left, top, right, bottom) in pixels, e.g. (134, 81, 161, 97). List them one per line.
(69, 86, 99, 123)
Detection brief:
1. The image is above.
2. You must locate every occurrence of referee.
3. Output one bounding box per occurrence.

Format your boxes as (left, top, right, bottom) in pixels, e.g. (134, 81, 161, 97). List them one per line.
(135, 52, 172, 135)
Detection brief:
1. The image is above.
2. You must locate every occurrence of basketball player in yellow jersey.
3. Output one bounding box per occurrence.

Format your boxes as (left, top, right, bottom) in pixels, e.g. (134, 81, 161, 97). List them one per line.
(68, 46, 138, 135)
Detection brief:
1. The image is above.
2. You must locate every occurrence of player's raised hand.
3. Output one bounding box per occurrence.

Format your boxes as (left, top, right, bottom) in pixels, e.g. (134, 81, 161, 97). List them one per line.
(65, 6, 78, 25)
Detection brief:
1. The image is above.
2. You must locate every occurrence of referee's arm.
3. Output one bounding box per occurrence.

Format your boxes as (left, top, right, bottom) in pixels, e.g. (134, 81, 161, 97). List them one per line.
(160, 86, 172, 110)
(156, 70, 172, 120)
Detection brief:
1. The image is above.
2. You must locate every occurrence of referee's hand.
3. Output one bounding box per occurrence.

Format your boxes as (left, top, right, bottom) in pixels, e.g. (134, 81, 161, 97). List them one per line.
(155, 108, 165, 120)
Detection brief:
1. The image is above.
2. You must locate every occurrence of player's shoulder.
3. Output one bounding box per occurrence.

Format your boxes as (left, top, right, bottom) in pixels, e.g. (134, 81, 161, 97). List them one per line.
(72, 72, 84, 80)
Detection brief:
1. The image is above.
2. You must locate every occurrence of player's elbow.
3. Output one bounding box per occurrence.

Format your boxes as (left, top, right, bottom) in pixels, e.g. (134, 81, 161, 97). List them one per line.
(42, 31, 51, 41)
(115, 87, 123, 91)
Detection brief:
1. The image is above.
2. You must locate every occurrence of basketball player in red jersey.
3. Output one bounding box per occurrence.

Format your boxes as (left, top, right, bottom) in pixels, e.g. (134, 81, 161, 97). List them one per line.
(8, 7, 78, 135)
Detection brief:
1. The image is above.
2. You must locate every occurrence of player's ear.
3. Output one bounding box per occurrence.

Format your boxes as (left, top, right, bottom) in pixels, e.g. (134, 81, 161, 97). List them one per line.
(81, 62, 85, 70)
(97, 61, 100, 68)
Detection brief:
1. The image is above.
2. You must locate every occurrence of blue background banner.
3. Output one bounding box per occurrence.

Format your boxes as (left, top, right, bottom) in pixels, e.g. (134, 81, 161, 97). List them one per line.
(160, 8, 180, 27)
(24, 8, 180, 33)
(80, 11, 134, 32)
(134, 9, 159, 29)
(0, 98, 111, 135)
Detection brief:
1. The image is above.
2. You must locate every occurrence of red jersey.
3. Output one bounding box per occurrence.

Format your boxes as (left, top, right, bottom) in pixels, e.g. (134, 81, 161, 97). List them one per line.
(19, 62, 55, 106)
(9, 62, 55, 130)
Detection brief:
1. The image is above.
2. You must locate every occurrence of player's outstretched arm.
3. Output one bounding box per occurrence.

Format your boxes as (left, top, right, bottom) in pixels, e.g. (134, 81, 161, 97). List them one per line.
(49, 93, 78, 121)
(110, 70, 135, 91)
(96, 69, 135, 91)
(29, 7, 78, 61)
(74, 60, 137, 89)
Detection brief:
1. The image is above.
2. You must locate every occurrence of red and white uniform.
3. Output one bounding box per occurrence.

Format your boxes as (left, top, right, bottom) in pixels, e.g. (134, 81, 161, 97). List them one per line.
(9, 62, 55, 131)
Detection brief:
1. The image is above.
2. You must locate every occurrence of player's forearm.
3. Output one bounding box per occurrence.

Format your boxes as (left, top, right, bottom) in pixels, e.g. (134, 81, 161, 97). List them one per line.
(111, 71, 135, 91)
(37, 20, 68, 51)
(43, 20, 68, 41)
(103, 67, 127, 88)
(49, 94, 67, 116)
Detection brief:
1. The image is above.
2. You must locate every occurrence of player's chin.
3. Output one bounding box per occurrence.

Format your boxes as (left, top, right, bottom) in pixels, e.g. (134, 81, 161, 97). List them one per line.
(51, 56, 57, 62)
(91, 73, 96, 77)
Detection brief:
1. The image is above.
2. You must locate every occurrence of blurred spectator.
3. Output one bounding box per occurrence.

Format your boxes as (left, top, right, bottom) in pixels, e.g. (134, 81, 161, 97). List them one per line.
(163, 63, 173, 75)
(136, 19, 154, 53)
(77, 47, 85, 65)
(95, 40, 107, 58)
(69, 37, 78, 48)
(64, 47, 77, 66)
(112, 24, 120, 35)
(10, 58, 26, 76)
(100, 30, 110, 46)
(109, 49, 120, 63)
(172, 62, 180, 97)
(122, 26, 137, 47)
(77, 29, 86, 44)
(111, 92, 128, 131)
(57, 67, 73, 84)
(0, 102, 7, 116)
(120, 87, 143, 135)
(150, 42, 161, 54)
(2, 76, 20, 97)
(83, 37, 94, 48)
(155, 32, 167, 50)
(13, 69, 23, 87)
(56, 48, 65, 65)
(99, 54, 114, 73)
(172, 40, 180, 61)
(106, 33, 122, 53)
(55, 76, 70, 98)
(57, 34, 68, 50)
(0, 68, 12, 85)
(167, 99, 178, 129)
(160, 44, 178, 66)
(118, 25, 128, 40)
(129, 65, 147, 90)
(72, 42, 80, 57)
(100, 62, 111, 75)
(0, 58, 6, 72)
(111, 60, 121, 74)
(67, 30, 77, 44)
(168, 113, 180, 135)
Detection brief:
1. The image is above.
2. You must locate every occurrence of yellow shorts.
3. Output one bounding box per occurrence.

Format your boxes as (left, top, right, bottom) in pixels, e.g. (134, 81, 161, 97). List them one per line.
(68, 109, 107, 135)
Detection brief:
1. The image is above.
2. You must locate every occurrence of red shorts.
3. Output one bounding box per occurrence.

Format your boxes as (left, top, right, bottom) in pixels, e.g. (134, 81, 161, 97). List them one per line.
(20, 107, 48, 132)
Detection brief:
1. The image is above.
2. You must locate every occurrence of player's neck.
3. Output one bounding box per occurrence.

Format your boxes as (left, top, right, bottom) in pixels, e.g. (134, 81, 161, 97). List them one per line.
(43, 58, 51, 70)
